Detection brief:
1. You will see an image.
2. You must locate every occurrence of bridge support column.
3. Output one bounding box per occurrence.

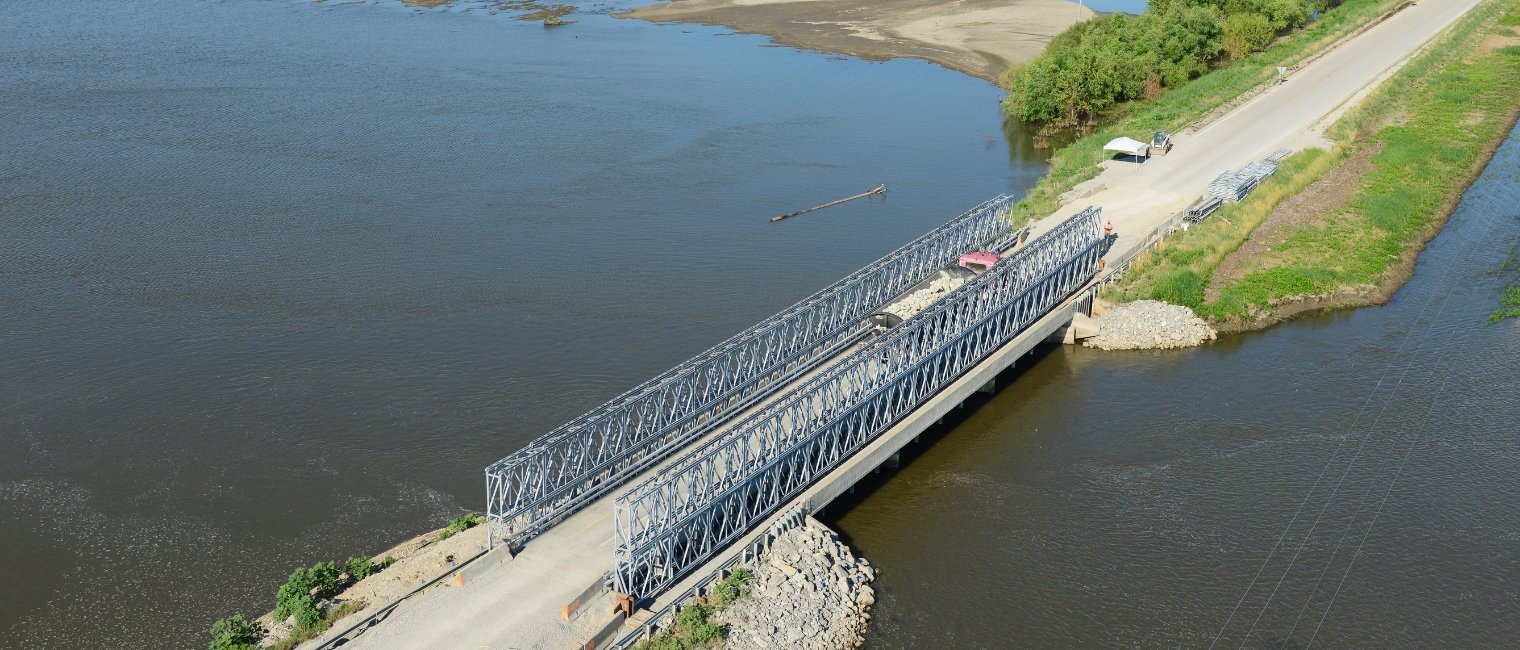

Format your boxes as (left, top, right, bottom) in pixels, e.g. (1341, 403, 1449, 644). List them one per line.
(977, 379, 995, 395)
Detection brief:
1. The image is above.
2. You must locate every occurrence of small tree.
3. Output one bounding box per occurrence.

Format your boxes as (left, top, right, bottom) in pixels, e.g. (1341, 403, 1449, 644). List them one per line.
(208, 614, 266, 650)
(1223, 12, 1274, 59)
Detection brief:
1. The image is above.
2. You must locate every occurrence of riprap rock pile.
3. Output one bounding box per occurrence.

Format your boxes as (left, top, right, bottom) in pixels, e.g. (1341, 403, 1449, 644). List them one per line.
(1084, 300, 1216, 350)
(716, 522, 875, 650)
(882, 276, 965, 321)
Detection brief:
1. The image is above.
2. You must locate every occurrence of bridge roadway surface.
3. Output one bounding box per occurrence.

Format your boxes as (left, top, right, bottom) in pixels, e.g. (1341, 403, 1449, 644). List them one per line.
(341, 330, 879, 650)
(339, 0, 1484, 647)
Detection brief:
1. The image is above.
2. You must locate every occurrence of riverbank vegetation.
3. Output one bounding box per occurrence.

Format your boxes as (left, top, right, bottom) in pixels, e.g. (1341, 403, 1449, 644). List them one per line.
(635, 568, 753, 650)
(1493, 245, 1520, 321)
(207, 550, 399, 649)
(1001, 0, 1410, 224)
(437, 512, 484, 541)
(1003, 0, 1314, 123)
(1104, 0, 1520, 327)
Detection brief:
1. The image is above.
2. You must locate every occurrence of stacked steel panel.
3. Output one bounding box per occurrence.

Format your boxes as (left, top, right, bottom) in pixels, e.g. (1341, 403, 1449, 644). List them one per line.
(1207, 161, 1277, 203)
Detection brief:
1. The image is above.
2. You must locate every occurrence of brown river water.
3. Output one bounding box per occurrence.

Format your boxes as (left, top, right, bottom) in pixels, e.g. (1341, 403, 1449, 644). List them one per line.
(2, 0, 1518, 648)
(830, 146, 1520, 647)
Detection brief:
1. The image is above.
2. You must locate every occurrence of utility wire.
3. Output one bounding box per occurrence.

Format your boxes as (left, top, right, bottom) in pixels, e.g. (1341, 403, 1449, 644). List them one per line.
(1301, 196, 1516, 647)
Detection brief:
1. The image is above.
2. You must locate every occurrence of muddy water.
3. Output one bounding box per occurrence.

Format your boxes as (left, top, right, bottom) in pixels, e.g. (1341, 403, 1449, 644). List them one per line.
(5, 0, 1516, 648)
(0, 0, 1049, 647)
(831, 129, 1520, 647)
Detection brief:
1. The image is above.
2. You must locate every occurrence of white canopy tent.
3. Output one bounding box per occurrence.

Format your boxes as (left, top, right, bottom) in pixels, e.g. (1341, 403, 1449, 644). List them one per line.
(1103, 136, 1150, 169)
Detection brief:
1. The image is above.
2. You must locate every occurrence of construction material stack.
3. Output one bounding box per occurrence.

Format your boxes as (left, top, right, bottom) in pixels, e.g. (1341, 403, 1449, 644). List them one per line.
(1207, 161, 1277, 203)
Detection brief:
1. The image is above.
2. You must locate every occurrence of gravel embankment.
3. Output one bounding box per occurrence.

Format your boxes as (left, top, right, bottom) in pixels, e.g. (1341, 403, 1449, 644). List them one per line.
(1084, 300, 1217, 350)
(882, 276, 964, 321)
(716, 522, 875, 650)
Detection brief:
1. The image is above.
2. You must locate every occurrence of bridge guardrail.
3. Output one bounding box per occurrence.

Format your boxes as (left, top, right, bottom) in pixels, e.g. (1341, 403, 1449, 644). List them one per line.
(485, 195, 1019, 549)
(612, 206, 1105, 597)
(600, 505, 809, 650)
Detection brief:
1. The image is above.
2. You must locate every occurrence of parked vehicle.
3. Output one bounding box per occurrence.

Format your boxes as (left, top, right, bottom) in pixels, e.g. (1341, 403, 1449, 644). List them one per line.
(1150, 130, 1173, 156)
(957, 251, 1000, 274)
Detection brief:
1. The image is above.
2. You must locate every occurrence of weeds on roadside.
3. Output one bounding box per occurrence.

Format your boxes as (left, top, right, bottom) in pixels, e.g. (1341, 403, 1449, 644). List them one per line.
(438, 512, 485, 541)
(264, 599, 369, 650)
(633, 568, 754, 650)
(1103, 147, 1333, 312)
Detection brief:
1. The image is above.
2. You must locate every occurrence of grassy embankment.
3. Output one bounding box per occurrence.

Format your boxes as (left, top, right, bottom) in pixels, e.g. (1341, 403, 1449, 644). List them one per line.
(1104, 0, 1520, 326)
(1003, 0, 1411, 225)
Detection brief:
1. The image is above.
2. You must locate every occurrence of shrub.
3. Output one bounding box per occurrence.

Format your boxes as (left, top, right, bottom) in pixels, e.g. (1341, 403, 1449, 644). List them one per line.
(711, 568, 752, 608)
(274, 568, 312, 621)
(309, 561, 342, 599)
(347, 556, 376, 582)
(292, 600, 321, 631)
(1224, 12, 1276, 59)
(632, 569, 752, 650)
(674, 604, 723, 644)
(208, 614, 266, 650)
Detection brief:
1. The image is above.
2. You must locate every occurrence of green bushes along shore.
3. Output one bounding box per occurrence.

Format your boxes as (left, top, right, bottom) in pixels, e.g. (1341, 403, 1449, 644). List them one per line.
(1004, 0, 1314, 123)
(209, 552, 391, 650)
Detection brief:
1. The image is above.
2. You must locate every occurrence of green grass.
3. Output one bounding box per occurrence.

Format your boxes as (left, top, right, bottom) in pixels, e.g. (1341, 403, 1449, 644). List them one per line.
(1008, 0, 1409, 224)
(1104, 146, 1336, 309)
(1107, 0, 1520, 324)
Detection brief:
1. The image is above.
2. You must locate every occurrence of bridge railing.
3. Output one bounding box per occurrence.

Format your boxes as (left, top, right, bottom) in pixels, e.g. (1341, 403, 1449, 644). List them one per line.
(485, 195, 1019, 548)
(612, 206, 1104, 597)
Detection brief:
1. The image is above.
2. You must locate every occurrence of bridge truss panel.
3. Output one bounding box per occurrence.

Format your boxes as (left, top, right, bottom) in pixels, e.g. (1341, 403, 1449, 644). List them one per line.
(485, 195, 1019, 548)
(612, 206, 1104, 597)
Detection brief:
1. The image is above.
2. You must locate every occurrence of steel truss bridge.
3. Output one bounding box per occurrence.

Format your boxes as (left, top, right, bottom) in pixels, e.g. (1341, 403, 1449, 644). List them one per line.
(485, 195, 1020, 548)
(611, 206, 1104, 597)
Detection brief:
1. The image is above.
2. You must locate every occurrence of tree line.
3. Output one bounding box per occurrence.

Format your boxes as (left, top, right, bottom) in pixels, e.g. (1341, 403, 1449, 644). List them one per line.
(1003, 0, 1323, 123)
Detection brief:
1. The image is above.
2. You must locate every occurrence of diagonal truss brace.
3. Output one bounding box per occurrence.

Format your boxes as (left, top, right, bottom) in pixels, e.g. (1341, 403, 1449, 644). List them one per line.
(612, 207, 1104, 597)
(485, 195, 1020, 548)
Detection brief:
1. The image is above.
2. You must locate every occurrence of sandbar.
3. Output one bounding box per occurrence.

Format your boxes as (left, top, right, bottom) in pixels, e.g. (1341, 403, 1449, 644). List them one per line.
(617, 0, 1095, 83)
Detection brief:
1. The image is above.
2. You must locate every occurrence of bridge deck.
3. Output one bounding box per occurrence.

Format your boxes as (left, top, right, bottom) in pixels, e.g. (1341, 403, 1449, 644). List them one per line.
(342, 328, 877, 650)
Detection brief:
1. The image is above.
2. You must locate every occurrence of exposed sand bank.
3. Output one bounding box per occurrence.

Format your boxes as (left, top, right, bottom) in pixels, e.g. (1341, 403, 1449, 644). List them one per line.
(617, 0, 1095, 82)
